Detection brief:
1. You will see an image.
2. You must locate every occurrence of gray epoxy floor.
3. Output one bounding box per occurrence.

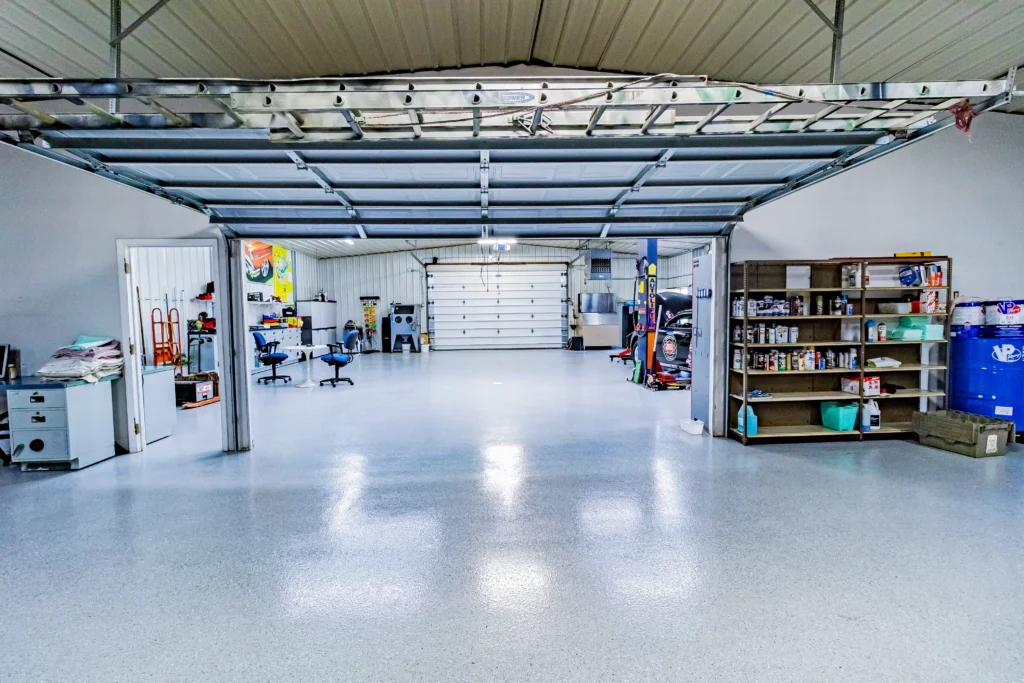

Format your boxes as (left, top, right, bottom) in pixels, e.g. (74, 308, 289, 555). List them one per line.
(1, 350, 1023, 682)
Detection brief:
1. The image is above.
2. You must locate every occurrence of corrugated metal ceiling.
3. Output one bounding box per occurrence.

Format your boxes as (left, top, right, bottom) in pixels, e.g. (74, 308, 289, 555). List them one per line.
(0, 0, 1020, 88)
(275, 237, 709, 259)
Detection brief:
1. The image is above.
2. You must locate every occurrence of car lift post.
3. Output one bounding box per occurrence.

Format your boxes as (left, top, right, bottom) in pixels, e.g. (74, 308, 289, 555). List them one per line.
(636, 239, 658, 379)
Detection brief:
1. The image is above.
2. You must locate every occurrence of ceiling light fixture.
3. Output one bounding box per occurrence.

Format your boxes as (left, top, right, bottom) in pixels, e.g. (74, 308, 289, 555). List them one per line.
(344, 239, 355, 245)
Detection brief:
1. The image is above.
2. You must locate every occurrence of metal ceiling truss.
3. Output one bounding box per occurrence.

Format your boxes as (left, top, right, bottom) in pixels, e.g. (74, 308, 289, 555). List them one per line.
(0, 73, 1015, 240)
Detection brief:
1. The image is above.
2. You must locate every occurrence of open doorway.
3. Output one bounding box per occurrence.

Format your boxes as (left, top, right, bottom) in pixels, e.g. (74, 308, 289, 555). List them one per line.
(117, 240, 224, 453)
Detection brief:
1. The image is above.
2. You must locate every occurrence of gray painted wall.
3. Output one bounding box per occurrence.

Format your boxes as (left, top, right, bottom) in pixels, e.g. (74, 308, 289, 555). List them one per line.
(0, 143, 215, 379)
(733, 112, 1024, 299)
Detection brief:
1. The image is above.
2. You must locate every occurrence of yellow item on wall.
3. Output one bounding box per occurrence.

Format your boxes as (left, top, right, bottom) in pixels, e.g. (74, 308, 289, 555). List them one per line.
(272, 245, 293, 302)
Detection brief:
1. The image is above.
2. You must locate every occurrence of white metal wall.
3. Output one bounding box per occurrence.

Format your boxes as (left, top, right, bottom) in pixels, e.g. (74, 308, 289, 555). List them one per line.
(329, 244, 702, 342)
(293, 250, 337, 301)
(129, 246, 214, 366)
(660, 251, 695, 293)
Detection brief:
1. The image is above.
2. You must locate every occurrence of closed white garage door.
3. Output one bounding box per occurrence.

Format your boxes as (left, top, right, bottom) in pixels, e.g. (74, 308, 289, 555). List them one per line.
(428, 264, 567, 350)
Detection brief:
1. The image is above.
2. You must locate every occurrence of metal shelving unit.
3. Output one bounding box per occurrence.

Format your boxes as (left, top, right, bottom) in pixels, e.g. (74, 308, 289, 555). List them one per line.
(729, 257, 952, 444)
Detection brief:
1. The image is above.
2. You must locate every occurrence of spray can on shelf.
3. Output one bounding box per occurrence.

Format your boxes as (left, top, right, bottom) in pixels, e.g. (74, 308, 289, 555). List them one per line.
(878, 323, 888, 342)
(790, 326, 799, 343)
(816, 295, 825, 316)
(850, 349, 858, 370)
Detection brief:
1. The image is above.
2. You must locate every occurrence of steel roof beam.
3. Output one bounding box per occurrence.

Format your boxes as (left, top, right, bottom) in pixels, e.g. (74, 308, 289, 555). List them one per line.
(212, 216, 738, 226)
(830, 0, 846, 84)
(799, 0, 842, 36)
(479, 151, 489, 218)
(110, 0, 173, 46)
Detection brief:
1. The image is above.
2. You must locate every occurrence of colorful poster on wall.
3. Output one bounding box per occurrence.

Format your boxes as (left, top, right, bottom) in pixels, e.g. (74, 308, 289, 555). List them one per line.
(272, 245, 293, 302)
(244, 240, 274, 283)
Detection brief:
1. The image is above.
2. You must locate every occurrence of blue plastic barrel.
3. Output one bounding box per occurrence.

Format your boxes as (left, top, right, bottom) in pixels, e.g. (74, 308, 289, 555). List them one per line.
(950, 334, 1024, 425)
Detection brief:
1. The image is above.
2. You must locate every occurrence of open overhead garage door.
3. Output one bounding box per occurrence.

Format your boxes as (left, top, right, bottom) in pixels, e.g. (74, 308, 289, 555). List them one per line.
(428, 264, 567, 350)
(0, 74, 1013, 242)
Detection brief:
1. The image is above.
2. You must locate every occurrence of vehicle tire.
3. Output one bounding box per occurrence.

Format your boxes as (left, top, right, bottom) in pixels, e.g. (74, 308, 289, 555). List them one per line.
(261, 260, 271, 279)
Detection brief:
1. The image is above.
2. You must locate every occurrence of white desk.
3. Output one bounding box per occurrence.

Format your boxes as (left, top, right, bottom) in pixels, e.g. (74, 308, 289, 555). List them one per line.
(284, 345, 327, 388)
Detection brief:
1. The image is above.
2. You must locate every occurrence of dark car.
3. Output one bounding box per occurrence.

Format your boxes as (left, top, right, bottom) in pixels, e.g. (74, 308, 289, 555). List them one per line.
(627, 292, 692, 370)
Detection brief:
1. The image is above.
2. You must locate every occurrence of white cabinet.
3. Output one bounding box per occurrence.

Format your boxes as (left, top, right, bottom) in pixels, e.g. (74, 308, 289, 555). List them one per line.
(7, 378, 116, 470)
(297, 301, 337, 328)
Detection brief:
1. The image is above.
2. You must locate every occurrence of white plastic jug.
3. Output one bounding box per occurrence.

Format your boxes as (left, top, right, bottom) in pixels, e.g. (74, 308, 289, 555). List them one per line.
(862, 399, 881, 432)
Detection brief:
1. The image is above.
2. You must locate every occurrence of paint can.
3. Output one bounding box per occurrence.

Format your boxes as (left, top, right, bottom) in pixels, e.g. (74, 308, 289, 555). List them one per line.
(984, 300, 1024, 337)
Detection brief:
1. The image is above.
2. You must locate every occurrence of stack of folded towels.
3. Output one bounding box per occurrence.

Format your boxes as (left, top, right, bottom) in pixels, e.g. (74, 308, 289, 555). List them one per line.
(38, 336, 124, 382)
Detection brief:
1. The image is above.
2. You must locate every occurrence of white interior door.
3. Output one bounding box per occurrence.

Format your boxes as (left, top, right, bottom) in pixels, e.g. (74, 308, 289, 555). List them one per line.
(428, 264, 567, 350)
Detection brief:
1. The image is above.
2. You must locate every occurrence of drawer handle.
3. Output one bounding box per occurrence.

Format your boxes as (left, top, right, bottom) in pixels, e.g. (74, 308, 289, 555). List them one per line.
(31, 415, 46, 423)
(29, 439, 45, 452)
(30, 395, 45, 403)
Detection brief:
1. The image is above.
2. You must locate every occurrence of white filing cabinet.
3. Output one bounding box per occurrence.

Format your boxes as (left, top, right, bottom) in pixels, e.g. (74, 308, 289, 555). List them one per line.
(6, 377, 116, 471)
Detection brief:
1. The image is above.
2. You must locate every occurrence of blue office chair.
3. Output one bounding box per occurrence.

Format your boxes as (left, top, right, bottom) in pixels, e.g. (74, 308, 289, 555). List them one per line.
(320, 330, 358, 387)
(253, 331, 291, 385)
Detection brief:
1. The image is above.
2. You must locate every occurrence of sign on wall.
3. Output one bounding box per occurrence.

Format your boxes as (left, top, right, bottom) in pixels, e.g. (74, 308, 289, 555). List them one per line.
(272, 246, 293, 302)
(244, 240, 293, 303)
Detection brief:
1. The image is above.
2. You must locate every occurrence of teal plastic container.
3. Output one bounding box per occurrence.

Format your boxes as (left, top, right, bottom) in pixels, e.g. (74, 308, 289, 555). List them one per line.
(821, 402, 858, 431)
(737, 405, 758, 436)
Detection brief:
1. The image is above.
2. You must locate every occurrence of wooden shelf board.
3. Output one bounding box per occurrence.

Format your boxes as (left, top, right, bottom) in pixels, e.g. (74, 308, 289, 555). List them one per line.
(730, 425, 859, 439)
(864, 313, 948, 318)
(863, 422, 914, 435)
(863, 364, 947, 372)
(871, 390, 945, 400)
(735, 368, 857, 375)
(731, 287, 861, 293)
(731, 315, 864, 321)
(730, 391, 856, 403)
(732, 341, 859, 348)
(865, 339, 947, 345)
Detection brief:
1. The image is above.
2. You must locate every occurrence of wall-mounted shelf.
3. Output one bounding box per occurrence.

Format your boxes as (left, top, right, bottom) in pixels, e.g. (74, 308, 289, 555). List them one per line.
(730, 425, 859, 439)
(731, 315, 864, 321)
(733, 341, 858, 348)
(863, 364, 946, 372)
(730, 391, 854, 403)
(730, 287, 861, 293)
(865, 339, 947, 345)
(729, 256, 951, 445)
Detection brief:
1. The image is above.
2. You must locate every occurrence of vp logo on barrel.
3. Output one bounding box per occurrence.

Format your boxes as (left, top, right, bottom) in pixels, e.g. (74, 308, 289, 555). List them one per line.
(992, 343, 1023, 363)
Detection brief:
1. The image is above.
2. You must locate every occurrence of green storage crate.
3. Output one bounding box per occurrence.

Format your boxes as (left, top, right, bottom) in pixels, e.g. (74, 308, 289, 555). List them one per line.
(821, 401, 858, 432)
(912, 410, 1015, 458)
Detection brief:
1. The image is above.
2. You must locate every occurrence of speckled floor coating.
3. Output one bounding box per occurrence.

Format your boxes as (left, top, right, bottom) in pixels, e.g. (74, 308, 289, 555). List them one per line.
(1, 350, 1022, 682)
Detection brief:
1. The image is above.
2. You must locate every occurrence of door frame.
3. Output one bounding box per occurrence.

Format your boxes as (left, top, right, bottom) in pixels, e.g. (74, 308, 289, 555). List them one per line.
(116, 237, 248, 452)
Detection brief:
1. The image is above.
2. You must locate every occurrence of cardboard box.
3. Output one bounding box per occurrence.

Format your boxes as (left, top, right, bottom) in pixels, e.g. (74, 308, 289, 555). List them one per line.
(913, 410, 1015, 458)
(842, 375, 880, 397)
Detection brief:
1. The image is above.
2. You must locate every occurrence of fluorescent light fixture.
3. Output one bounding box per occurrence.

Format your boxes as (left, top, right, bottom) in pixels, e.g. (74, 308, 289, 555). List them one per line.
(478, 239, 497, 245)
(344, 239, 355, 245)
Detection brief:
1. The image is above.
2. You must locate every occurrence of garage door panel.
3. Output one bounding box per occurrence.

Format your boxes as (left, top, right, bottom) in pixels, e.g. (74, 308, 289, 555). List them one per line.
(428, 265, 567, 350)
(433, 312, 563, 323)
(433, 319, 562, 331)
(431, 304, 563, 316)
(430, 272, 565, 286)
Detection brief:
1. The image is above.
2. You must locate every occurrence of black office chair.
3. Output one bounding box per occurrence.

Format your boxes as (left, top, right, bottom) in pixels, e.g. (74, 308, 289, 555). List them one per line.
(320, 330, 358, 387)
(253, 331, 291, 385)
